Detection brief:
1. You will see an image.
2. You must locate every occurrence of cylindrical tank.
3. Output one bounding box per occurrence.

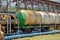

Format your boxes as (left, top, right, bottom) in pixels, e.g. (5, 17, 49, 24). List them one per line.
(16, 11, 26, 26)
(39, 12, 50, 24)
(16, 10, 60, 26)
(48, 13, 60, 24)
(55, 14, 60, 24)
(48, 13, 56, 24)
(56, 14, 60, 24)
(28, 11, 36, 25)
(35, 11, 42, 24)
(16, 10, 43, 26)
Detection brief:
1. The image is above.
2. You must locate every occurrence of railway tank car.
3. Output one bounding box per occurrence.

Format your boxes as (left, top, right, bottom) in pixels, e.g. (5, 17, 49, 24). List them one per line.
(0, 10, 60, 33)
(16, 10, 60, 26)
(15, 10, 60, 32)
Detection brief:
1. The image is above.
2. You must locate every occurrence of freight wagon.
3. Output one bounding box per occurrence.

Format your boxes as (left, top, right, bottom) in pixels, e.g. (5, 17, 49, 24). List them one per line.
(0, 10, 60, 34)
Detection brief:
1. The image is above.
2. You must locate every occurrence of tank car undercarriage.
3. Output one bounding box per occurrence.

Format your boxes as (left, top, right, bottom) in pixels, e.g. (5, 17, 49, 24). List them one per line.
(3, 24, 60, 35)
(0, 13, 60, 35)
